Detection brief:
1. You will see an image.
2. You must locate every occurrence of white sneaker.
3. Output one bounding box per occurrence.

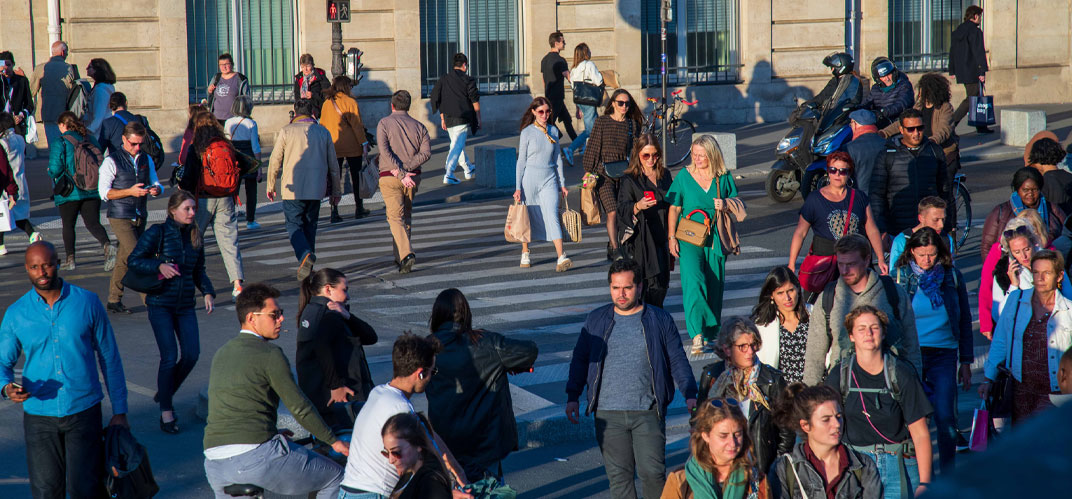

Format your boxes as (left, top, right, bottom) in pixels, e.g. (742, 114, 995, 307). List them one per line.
(555, 254, 572, 272)
(29, 232, 43, 243)
(463, 165, 477, 180)
(520, 252, 531, 268)
(0, 244, 7, 256)
(443, 175, 461, 185)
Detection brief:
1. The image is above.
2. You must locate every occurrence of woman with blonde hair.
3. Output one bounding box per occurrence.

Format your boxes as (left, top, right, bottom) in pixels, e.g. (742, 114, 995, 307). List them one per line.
(667, 135, 742, 353)
(566, 42, 603, 160)
(662, 397, 769, 499)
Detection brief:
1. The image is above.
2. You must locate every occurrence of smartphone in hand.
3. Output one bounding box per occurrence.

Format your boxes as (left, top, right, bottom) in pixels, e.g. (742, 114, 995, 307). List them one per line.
(643, 191, 655, 202)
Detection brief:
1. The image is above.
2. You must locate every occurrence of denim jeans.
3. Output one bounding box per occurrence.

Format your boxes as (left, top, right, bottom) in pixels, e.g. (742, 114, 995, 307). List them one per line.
(23, 403, 104, 499)
(282, 199, 322, 261)
(858, 449, 919, 499)
(444, 124, 473, 177)
(337, 490, 386, 499)
(920, 347, 958, 473)
(204, 434, 343, 499)
(566, 104, 597, 156)
(594, 409, 666, 499)
(147, 305, 200, 412)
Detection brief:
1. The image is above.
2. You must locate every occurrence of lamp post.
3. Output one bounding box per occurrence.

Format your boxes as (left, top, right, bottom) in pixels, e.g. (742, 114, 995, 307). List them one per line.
(661, 0, 671, 163)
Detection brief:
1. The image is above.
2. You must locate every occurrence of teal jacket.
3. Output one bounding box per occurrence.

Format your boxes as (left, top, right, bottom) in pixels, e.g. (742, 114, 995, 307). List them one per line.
(48, 130, 101, 205)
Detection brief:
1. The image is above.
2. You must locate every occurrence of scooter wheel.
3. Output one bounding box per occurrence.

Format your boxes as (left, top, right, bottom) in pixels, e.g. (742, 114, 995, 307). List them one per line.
(765, 170, 799, 203)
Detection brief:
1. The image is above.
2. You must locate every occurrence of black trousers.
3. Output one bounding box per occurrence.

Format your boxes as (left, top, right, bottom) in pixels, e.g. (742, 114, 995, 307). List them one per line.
(0, 218, 35, 244)
(57, 198, 110, 259)
(242, 174, 258, 222)
(338, 156, 364, 210)
(24, 403, 105, 499)
(550, 97, 578, 140)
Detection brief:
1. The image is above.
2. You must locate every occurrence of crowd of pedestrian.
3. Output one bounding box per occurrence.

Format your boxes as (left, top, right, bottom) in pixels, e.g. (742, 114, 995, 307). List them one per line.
(1, 4, 1072, 498)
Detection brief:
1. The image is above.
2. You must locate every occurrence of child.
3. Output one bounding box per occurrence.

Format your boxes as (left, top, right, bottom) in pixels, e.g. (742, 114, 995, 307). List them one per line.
(224, 96, 262, 230)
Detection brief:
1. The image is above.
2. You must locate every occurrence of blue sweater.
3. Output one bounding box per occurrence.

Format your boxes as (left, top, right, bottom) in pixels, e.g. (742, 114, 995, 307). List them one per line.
(515, 124, 565, 190)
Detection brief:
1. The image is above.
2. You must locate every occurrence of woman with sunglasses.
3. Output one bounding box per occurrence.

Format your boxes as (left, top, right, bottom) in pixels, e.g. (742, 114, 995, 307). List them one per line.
(824, 305, 933, 499)
(379, 412, 453, 499)
(890, 227, 971, 473)
(696, 317, 794, 475)
(751, 266, 810, 384)
(979, 213, 1072, 339)
(768, 383, 881, 499)
(980, 167, 1065, 261)
(615, 133, 673, 306)
(980, 249, 1072, 425)
(127, 190, 215, 434)
(513, 97, 572, 272)
(789, 151, 887, 295)
(582, 88, 645, 261)
(662, 396, 769, 499)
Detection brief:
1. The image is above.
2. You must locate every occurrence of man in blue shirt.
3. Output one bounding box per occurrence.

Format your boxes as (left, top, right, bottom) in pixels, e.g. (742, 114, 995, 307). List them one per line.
(0, 241, 129, 498)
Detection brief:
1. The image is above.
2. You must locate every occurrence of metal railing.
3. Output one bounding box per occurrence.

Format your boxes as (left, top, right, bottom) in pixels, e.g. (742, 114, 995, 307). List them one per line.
(419, 0, 526, 98)
(641, 0, 741, 87)
(888, 0, 979, 73)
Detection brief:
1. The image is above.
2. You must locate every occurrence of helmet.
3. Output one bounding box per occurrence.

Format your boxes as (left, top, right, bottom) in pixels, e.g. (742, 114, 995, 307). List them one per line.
(823, 52, 854, 77)
(875, 60, 896, 79)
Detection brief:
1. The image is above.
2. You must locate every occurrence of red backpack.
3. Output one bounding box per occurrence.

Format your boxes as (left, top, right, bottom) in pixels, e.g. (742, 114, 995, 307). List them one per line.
(63, 135, 103, 191)
(198, 138, 241, 197)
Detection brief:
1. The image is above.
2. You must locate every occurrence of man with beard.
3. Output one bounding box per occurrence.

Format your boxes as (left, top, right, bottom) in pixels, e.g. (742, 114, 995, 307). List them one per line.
(565, 258, 697, 499)
(0, 241, 129, 498)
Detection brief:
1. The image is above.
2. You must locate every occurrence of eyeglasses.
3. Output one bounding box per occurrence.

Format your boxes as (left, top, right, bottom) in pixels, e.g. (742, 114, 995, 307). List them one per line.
(1003, 225, 1033, 241)
(709, 397, 740, 409)
(613, 100, 630, 107)
(640, 152, 660, 160)
(826, 167, 851, 176)
(535, 109, 551, 115)
(252, 309, 284, 320)
(380, 448, 405, 459)
(732, 342, 759, 353)
(901, 125, 924, 133)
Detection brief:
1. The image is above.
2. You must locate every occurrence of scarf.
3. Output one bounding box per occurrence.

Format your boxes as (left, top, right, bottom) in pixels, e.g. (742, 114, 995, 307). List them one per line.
(712, 361, 772, 414)
(851, 125, 878, 140)
(534, 123, 557, 144)
(910, 261, 945, 309)
(1010, 192, 1049, 228)
(685, 457, 751, 499)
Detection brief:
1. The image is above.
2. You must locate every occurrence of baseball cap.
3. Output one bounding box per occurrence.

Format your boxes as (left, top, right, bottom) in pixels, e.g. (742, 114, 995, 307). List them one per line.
(849, 109, 876, 126)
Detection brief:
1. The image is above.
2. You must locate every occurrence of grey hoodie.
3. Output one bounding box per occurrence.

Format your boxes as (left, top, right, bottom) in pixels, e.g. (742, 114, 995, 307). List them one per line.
(802, 269, 922, 385)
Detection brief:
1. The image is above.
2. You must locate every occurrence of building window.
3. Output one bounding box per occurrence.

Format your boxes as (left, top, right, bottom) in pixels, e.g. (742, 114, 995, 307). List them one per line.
(420, 0, 525, 98)
(642, 0, 740, 88)
(889, 0, 980, 72)
(186, 0, 297, 105)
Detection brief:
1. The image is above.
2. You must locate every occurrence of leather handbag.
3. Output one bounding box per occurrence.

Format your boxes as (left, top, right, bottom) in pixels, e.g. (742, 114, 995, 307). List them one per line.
(675, 209, 711, 247)
(602, 120, 633, 178)
(799, 189, 855, 293)
(987, 293, 1020, 418)
(121, 231, 167, 295)
(561, 192, 582, 243)
(573, 80, 604, 107)
(53, 173, 74, 197)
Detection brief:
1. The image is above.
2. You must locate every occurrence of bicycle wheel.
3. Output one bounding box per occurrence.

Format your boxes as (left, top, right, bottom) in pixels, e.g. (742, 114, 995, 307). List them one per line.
(954, 181, 972, 251)
(665, 119, 696, 167)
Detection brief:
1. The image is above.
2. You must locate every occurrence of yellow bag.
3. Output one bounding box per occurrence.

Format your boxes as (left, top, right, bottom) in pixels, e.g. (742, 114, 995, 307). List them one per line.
(504, 202, 532, 243)
(561, 193, 583, 243)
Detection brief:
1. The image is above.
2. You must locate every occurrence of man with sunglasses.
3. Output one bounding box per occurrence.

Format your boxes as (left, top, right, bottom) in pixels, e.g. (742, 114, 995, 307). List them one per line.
(870, 108, 951, 238)
(203, 283, 349, 498)
(340, 333, 469, 499)
(566, 258, 697, 499)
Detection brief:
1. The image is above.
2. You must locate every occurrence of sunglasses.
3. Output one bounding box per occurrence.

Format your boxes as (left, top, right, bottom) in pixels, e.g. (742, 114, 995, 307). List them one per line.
(640, 152, 660, 160)
(535, 109, 551, 115)
(1003, 225, 1033, 240)
(709, 397, 740, 409)
(901, 125, 924, 132)
(613, 100, 630, 107)
(418, 366, 440, 379)
(826, 167, 851, 176)
(252, 309, 284, 320)
(380, 448, 405, 459)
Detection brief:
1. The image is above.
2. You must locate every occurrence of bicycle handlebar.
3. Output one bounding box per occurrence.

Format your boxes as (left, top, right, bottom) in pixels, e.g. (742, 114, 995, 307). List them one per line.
(672, 89, 683, 96)
(681, 99, 699, 106)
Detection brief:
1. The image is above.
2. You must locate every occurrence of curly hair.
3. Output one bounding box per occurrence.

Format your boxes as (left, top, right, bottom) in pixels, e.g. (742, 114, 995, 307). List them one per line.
(917, 72, 951, 106)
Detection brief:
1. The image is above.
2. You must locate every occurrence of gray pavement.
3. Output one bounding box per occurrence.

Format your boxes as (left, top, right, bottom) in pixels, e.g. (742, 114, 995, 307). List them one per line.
(0, 102, 1069, 496)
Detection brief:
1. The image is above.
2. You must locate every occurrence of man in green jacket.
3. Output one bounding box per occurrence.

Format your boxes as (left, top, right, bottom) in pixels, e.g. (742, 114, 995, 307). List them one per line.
(202, 283, 348, 498)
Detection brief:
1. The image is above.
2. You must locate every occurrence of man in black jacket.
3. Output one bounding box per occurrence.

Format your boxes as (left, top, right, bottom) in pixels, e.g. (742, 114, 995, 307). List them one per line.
(949, 5, 992, 133)
(0, 51, 34, 137)
(871, 109, 951, 237)
(845, 109, 887, 195)
(430, 53, 480, 185)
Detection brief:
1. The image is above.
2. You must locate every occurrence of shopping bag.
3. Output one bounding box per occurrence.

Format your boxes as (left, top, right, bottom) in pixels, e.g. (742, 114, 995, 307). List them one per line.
(968, 402, 989, 452)
(561, 193, 582, 243)
(359, 155, 379, 199)
(968, 84, 995, 127)
(504, 202, 531, 243)
(0, 196, 13, 232)
(581, 186, 601, 225)
(24, 115, 39, 144)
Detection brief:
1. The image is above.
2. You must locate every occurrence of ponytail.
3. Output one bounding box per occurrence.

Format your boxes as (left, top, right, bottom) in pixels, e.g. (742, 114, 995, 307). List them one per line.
(772, 382, 841, 434)
(297, 268, 346, 328)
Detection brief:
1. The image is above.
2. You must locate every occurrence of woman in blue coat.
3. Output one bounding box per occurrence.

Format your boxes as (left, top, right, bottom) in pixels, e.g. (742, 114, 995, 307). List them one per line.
(127, 190, 215, 433)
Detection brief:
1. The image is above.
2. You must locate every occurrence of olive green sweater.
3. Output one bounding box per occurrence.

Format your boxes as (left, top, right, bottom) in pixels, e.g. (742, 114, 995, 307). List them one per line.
(203, 333, 336, 450)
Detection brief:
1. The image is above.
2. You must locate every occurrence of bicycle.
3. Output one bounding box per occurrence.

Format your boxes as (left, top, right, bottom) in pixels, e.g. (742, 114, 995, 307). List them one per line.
(644, 89, 698, 167)
(951, 172, 972, 251)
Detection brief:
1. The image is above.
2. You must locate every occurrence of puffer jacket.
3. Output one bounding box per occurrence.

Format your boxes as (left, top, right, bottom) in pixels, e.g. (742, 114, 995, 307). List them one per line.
(768, 442, 882, 499)
(697, 361, 796, 474)
(979, 200, 1065, 261)
(127, 218, 215, 308)
(426, 322, 538, 478)
(870, 137, 950, 235)
(862, 57, 914, 127)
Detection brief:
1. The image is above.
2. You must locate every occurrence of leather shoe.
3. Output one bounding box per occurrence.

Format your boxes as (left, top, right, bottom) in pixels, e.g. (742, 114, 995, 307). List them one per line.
(107, 302, 133, 314)
(398, 253, 416, 274)
(160, 415, 179, 434)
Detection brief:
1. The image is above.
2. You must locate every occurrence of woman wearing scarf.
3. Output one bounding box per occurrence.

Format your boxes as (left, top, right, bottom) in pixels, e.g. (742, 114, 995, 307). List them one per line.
(979, 167, 1065, 260)
(513, 96, 572, 272)
(697, 318, 795, 475)
(662, 396, 769, 499)
(891, 228, 971, 474)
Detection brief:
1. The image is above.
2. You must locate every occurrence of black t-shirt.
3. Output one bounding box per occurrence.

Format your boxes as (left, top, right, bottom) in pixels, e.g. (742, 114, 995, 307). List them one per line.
(824, 357, 933, 445)
(541, 52, 568, 100)
(1042, 169, 1072, 215)
(800, 188, 870, 242)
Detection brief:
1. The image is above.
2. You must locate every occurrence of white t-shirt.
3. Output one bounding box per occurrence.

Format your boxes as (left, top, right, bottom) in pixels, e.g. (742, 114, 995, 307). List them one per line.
(341, 384, 414, 495)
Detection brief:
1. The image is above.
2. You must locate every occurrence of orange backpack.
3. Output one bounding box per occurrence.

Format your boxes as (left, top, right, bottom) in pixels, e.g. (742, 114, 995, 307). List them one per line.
(198, 138, 241, 197)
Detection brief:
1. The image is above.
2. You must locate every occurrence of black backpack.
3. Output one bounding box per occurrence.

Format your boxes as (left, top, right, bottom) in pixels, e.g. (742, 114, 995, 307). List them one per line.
(114, 114, 165, 170)
(104, 425, 159, 498)
(837, 352, 903, 405)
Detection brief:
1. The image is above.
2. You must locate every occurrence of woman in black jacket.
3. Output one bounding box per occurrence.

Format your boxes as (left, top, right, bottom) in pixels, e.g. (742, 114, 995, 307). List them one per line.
(616, 133, 673, 307)
(295, 268, 377, 430)
(697, 316, 795, 474)
(127, 190, 215, 434)
(381, 413, 453, 499)
(425, 288, 538, 481)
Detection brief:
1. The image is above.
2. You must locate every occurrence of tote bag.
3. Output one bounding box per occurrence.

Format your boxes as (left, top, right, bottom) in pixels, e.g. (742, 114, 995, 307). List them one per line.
(968, 84, 996, 127)
(561, 193, 582, 243)
(504, 202, 532, 243)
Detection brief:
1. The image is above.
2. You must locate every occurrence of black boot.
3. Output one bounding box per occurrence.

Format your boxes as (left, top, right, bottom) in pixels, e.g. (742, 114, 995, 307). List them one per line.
(330, 205, 343, 223)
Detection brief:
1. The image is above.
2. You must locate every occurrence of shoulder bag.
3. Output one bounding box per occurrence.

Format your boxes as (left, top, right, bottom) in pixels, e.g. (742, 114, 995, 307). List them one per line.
(121, 228, 168, 295)
(799, 189, 855, 293)
(675, 209, 711, 247)
(572, 63, 604, 107)
(561, 192, 582, 243)
(987, 291, 1020, 418)
(602, 120, 633, 178)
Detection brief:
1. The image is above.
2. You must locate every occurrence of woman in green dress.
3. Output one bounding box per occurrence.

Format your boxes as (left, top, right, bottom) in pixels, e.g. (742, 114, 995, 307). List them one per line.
(667, 135, 739, 354)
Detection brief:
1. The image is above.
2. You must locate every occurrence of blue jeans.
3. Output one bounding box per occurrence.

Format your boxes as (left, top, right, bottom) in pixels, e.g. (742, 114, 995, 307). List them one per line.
(921, 347, 958, 473)
(337, 491, 386, 499)
(204, 434, 343, 499)
(566, 104, 597, 156)
(859, 449, 919, 499)
(147, 305, 200, 412)
(282, 199, 321, 261)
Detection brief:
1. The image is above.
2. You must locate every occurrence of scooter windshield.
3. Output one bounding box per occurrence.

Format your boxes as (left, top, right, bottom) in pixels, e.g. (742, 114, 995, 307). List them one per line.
(817, 76, 862, 132)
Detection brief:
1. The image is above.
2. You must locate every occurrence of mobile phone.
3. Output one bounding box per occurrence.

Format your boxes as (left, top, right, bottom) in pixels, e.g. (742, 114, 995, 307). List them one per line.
(10, 382, 23, 393)
(643, 191, 655, 202)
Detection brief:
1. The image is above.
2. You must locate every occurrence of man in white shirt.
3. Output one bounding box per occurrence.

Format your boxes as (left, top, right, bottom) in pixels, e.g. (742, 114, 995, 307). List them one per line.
(98, 121, 161, 314)
(339, 333, 469, 498)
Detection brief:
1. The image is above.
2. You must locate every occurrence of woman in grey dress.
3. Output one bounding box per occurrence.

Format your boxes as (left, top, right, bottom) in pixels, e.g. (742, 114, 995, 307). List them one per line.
(513, 97, 572, 272)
